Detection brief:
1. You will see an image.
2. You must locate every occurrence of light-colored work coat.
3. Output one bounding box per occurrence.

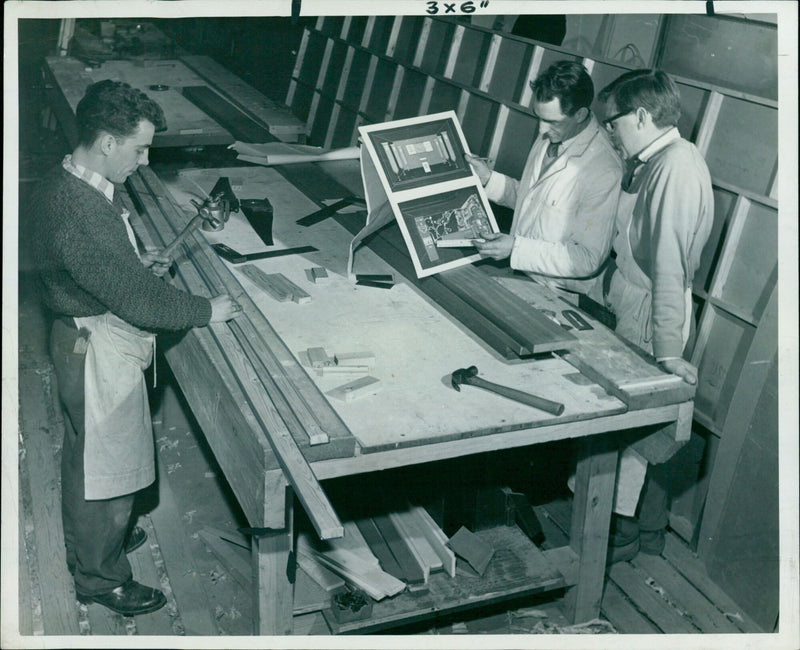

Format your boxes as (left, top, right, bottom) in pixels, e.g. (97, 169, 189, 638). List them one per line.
(484, 114, 622, 295)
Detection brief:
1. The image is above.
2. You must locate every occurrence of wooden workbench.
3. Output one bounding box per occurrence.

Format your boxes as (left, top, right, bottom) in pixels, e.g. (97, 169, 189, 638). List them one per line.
(42, 54, 305, 148)
(124, 160, 693, 635)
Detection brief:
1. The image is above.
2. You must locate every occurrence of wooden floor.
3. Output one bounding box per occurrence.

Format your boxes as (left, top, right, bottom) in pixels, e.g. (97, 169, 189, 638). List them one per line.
(14, 269, 764, 639)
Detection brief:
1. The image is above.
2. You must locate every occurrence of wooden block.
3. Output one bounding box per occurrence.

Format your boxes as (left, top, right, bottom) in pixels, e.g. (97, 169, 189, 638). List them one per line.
(240, 264, 292, 301)
(326, 376, 382, 402)
(446, 526, 494, 576)
(333, 351, 376, 368)
(307, 346, 334, 368)
(266, 272, 312, 304)
(305, 266, 329, 283)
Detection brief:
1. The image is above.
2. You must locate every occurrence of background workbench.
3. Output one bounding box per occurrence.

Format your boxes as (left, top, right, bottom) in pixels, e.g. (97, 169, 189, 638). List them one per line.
(125, 157, 693, 635)
(42, 54, 305, 148)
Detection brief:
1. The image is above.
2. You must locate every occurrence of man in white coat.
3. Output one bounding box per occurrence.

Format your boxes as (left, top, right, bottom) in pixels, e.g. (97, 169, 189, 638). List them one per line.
(466, 60, 622, 297)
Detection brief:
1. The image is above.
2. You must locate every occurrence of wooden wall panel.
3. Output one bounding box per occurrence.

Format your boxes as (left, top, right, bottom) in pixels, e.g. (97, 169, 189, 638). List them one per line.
(322, 41, 349, 97)
(343, 49, 373, 112)
(487, 39, 532, 105)
(704, 98, 778, 196)
(417, 20, 455, 76)
(460, 94, 499, 156)
(675, 83, 708, 142)
(291, 83, 315, 125)
(493, 109, 539, 180)
(309, 96, 335, 145)
(692, 307, 755, 432)
(710, 202, 777, 323)
(450, 29, 490, 88)
(345, 17, 369, 45)
(695, 187, 737, 294)
(393, 68, 427, 120)
(427, 81, 462, 117)
(362, 58, 396, 122)
(330, 107, 358, 148)
(393, 16, 425, 62)
(319, 16, 345, 38)
(367, 16, 396, 54)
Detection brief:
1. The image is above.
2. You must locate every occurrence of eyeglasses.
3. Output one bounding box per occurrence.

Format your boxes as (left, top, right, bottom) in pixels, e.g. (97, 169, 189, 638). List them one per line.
(602, 110, 634, 131)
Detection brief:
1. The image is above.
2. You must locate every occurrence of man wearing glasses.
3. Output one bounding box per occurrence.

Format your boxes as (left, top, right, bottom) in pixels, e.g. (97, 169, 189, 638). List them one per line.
(465, 60, 622, 297)
(596, 69, 714, 562)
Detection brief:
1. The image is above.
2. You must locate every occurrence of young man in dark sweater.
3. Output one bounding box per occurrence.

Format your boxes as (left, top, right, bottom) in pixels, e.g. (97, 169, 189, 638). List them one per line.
(31, 80, 241, 616)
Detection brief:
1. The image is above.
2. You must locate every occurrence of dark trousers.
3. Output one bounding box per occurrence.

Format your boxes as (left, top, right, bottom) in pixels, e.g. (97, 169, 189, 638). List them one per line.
(51, 318, 135, 596)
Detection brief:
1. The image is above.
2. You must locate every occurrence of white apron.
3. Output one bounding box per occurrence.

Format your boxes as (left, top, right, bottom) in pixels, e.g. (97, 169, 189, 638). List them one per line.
(605, 192, 692, 515)
(73, 312, 156, 500)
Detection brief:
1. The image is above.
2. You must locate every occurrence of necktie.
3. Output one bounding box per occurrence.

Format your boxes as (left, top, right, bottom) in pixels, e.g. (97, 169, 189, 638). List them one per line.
(622, 156, 643, 193)
(541, 141, 561, 174)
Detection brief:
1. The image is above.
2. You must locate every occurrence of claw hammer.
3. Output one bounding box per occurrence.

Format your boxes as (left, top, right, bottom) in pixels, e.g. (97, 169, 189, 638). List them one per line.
(451, 365, 565, 416)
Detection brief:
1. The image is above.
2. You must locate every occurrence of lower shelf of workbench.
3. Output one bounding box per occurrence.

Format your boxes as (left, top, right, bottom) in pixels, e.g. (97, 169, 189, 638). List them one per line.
(321, 525, 573, 634)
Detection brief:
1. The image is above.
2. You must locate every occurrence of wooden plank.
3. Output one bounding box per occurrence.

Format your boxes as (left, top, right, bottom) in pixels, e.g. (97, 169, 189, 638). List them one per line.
(325, 525, 565, 634)
(148, 460, 218, 635)
(182, 85, 272, 143)
(661, 534, 763, 633)
(601, 580, 660, 634)
(411, 506, 456, 578)
(180, 55, 305, 141)
(372, 514, 426, 585)
(607, 562, 700, 633)
(631, 553, 741, 633)
(354, 517, 405, 581)
(18, 367, 80, 635)
(296, 552, 346, 593)
(439, 264, 577, 355)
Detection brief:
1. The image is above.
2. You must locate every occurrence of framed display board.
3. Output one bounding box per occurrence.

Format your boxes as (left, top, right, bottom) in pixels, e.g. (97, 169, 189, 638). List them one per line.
(352, 111, 499, 278)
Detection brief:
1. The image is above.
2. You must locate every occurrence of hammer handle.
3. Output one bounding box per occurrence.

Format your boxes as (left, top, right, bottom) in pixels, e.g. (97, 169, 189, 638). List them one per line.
(468, 377, 565, 416)
(163, 214, 203, 257)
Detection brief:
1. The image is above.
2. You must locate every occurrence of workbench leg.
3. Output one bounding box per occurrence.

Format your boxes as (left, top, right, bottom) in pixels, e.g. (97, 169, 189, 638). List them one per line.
(252, 472, 294, 635)
(564, 435, 619, 623)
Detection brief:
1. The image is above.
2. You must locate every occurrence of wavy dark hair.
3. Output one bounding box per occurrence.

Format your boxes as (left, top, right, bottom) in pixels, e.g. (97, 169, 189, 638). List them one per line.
(598, 69, 681, 128)
(76, 79, 167, 146)
(530, 60, 594, 116)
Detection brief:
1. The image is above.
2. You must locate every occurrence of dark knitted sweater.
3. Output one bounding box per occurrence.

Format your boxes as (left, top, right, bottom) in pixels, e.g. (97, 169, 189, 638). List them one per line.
(32, 166, 212, 331)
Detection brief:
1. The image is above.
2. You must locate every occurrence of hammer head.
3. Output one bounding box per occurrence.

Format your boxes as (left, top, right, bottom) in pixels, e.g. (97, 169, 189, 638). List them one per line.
(450, 365, 479, 391)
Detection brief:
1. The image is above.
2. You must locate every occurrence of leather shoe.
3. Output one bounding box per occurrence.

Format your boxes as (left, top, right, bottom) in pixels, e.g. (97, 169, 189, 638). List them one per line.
(77, 579, 166, 616)
(124, 526, 147, 554)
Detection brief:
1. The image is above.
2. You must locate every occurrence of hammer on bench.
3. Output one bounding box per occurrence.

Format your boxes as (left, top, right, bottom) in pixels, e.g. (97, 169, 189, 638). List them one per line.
(451, 365, 565, 416)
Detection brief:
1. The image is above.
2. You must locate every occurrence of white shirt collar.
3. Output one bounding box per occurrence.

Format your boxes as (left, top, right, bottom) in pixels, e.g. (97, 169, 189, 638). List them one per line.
(636, 127, 681, 163)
